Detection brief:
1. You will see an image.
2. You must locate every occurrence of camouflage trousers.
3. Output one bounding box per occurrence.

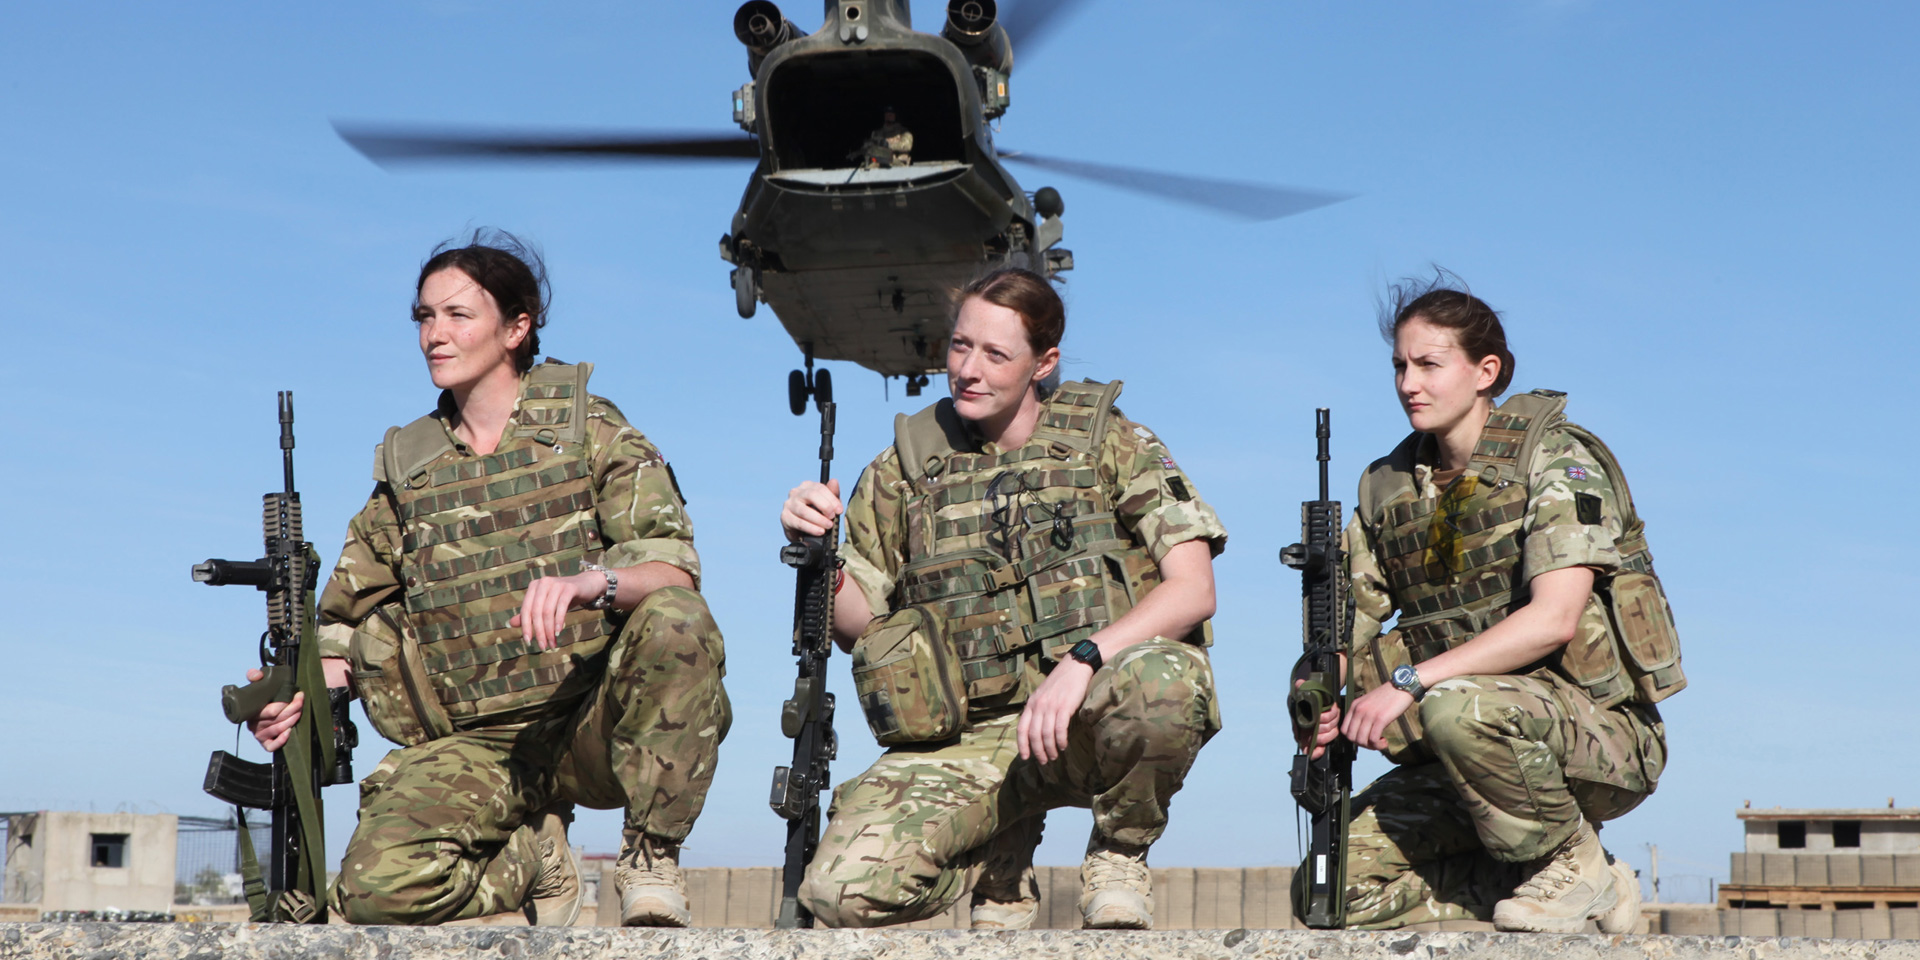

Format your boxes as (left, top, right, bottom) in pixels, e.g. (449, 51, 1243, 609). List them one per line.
(801, 637, 1220, 927)
(1337, 671, 1664, 930)
(329, 586, 732, 925)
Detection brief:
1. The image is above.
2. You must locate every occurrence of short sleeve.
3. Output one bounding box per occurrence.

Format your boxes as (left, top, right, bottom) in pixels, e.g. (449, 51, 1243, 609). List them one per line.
(316, 487, 407, 656)
(1344, 515, 1393, 655)
(840, 447, 911, 618)
(585, 399, 703, 585)
(1521, 429, 1625, 580)
(1101, 413, 1228, 562)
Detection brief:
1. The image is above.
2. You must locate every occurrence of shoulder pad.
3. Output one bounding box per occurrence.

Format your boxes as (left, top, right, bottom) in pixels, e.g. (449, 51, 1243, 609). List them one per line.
(372, 442, 388, 483)
(1357, 432, 1422, 518)
(894, 398, 975, 489)
(384, 415, 455, 491)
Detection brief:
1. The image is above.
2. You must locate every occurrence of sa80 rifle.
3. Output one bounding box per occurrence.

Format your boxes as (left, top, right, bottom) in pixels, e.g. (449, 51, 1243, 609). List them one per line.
(195, 392, 357, 923)
(1279, 408, 1354, 929)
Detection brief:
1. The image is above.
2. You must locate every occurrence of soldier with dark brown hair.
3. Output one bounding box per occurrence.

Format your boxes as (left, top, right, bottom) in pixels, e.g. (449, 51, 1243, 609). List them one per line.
(1297, 272, 1682, 931)
(779, 266, 1228, 930)
(240, 230, 731, 927)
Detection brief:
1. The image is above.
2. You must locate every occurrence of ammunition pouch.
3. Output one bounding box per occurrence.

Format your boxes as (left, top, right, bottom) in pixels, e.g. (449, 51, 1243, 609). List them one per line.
(1602, 565, 1686, 703)
(852, 605, 968, 746)
(347, 603, 451, 747)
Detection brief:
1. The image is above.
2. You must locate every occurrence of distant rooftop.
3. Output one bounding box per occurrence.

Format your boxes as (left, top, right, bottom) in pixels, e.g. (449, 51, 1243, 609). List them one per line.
(1739, 806, 1920, 822)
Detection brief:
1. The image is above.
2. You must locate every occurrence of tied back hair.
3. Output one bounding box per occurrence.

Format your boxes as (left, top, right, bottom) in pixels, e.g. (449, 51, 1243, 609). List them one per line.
(416, 228, 551, 374)
(1377, 266, 1515, 396)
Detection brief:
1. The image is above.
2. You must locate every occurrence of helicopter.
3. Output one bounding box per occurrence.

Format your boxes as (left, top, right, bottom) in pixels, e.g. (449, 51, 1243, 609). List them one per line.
(338, 0, 1349, 415)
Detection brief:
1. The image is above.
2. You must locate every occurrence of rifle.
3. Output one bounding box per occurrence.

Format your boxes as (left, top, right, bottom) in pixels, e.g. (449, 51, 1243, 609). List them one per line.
(1279, 408, 1354, 929)
(195, 392, 357, 923)
(769, 397, 840, 929)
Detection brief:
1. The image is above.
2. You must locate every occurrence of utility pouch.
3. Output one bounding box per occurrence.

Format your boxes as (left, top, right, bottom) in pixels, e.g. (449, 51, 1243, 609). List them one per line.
(853, 604, 968, 746)
(1552, 596, 1634, 710)
(347, 604, 448, 746)
(1603, 570, 1687, 703)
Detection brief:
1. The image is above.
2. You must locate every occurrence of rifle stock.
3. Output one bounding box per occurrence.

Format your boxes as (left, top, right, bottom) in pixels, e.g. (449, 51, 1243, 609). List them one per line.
(1281, 408, 1354, 929)
(197, 392, 354, 923)
(771, 399, 840, 929)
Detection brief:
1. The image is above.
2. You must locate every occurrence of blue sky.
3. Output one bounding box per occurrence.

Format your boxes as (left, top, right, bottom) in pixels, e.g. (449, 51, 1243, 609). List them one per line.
(3, 2, 1916, 905)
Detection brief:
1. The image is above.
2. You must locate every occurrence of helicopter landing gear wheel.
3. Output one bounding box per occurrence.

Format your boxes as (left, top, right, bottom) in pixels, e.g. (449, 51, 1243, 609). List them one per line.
(733, 265, 757, 319)
(787, 369, 807, 416)
(788, 356, 834, 416)
(904, 373, 930, 397)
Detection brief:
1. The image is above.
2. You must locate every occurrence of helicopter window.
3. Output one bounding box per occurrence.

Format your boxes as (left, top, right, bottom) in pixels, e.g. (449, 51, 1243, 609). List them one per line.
(766, 51, 964, 170)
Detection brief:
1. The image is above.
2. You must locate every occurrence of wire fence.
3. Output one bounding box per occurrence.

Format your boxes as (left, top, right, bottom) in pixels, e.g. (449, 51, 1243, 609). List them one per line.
(174, 815, 270, 906)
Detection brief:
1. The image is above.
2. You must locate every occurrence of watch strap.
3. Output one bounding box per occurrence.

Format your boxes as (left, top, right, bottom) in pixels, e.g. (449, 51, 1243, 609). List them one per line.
(1067, 638, 1104, 672)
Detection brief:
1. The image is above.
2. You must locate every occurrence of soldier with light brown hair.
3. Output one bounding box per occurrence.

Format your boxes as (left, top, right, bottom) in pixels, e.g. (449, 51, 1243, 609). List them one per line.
(779, 266, 1228, 930)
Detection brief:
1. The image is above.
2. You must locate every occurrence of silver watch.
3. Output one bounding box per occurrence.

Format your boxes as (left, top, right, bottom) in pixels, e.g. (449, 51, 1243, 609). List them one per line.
(583, 562, 618, 611)
(1391, 664, 1427, 701)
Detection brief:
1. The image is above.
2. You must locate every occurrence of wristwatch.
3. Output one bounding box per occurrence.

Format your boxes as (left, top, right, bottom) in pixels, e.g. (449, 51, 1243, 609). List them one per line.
(1066, 638, 1105, 672)
(583, 562, 618, 611)
(1390, 664, 1427, 701)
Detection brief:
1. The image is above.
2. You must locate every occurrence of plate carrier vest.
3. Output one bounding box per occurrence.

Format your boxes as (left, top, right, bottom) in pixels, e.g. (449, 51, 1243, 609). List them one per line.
(891, 379, 1197, 717)
(1356, 389, 1685, 717)
(373, 359, 613, 728)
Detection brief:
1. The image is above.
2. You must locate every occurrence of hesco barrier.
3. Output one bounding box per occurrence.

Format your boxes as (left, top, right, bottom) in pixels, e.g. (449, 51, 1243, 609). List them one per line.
(2, 925, 1918, 960)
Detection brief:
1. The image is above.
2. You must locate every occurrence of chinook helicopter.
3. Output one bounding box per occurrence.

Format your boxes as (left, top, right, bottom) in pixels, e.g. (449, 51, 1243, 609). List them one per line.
(338, 0, 1347, 414)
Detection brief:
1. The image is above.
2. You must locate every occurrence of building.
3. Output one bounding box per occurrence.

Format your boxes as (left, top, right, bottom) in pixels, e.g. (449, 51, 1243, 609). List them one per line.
(1718, 804, 1920, 911)
(2, 812, 179, 914)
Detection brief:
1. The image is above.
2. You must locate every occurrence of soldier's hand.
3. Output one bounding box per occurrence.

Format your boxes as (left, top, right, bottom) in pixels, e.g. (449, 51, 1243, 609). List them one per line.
(1292, 678, 1343, 759)
(244, 668, 303, 753)
(1342, 684, 1415, 752)
(1018, 659, 1092, 765)
(511, 571, 604, 652)
(782, 479, 843, 540)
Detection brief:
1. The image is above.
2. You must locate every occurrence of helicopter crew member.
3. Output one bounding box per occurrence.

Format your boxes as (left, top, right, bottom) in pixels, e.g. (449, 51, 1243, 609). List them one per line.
(242, 232, 731, 927)
(1297, 276, 1680, 931)
(856, 107, 913, 168)
(779, 267, 1226, 930)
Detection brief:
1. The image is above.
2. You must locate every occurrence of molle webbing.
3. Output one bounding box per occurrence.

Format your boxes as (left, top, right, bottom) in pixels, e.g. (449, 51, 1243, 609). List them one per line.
(401, 490, 597, 553)
(419, 618, 610, 678)
(889, 379, 1154, 714)
(382, 360, 611, 724)
(403, 554, 593, 614)
(1375, 499, 1529, 560)
(412, 528, 600, 584)
(397, 459, 593, 522)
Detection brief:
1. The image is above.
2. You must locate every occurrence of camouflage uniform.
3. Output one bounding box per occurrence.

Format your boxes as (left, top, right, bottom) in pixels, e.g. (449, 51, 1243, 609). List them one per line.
(1334, 396, 1667, 930)
(806, 384, 1227, 927)
(315, 363, 730, 925)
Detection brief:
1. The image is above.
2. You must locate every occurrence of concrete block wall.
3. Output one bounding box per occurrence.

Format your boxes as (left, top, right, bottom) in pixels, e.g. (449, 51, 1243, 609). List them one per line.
(1655, 906, 1920, 940)
(1728, 852, 1920, 889)
(589, 866, 1306, 929)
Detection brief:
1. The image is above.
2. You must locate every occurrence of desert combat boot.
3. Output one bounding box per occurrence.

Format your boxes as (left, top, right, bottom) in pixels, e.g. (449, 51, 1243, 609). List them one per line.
(617, 829, 691, 927)
(1079, 834, 1154, 929)
(970, 816, 1043, 930)
(527, 804, 583, 926)
(1492, 819, 1621, 933)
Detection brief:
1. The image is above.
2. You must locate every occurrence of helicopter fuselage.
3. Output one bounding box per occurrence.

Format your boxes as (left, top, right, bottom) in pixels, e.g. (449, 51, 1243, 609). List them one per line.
(722, 0, 1069, 382)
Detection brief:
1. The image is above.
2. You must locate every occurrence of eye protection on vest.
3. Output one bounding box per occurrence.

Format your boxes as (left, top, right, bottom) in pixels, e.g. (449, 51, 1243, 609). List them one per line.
(1424, 474, 1480, 576)
(985, 470, 1077, 556)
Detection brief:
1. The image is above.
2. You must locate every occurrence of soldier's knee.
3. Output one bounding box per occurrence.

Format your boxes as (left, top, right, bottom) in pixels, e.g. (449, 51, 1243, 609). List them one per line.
(625, 586, 724, 659)
(1417, 679, 1487, 756)
(798, 865, 913, 928)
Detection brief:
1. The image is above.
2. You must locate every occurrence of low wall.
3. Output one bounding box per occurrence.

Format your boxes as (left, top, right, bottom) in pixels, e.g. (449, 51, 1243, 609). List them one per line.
(3, 925, 1917, 960)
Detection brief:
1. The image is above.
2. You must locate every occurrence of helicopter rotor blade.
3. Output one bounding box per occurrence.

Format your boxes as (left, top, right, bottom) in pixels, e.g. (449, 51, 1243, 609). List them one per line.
(998, 0, 1093, 61)
(334, 122, 760, 167)
(998, 151, 1353, 222)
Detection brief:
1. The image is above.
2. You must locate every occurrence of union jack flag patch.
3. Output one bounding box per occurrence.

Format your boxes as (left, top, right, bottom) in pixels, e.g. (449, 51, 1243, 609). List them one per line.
(1565, 465, 1589, 481)
(1159, 456, 1178, 470)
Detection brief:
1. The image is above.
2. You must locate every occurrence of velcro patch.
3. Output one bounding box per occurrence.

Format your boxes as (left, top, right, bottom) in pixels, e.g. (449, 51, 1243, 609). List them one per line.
(1566, 465, 1589, 481)
(1575, 492, 1603, 525)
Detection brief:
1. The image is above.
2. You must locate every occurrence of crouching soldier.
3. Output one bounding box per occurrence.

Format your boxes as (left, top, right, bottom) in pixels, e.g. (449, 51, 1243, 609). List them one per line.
(242, 232, 730, 926)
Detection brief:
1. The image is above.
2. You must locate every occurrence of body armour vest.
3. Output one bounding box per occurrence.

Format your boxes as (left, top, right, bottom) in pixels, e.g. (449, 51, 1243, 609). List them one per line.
(890, 380, 1200, 718)
(375, 360, 613, 728)
(1356, 390, 1684, 729)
